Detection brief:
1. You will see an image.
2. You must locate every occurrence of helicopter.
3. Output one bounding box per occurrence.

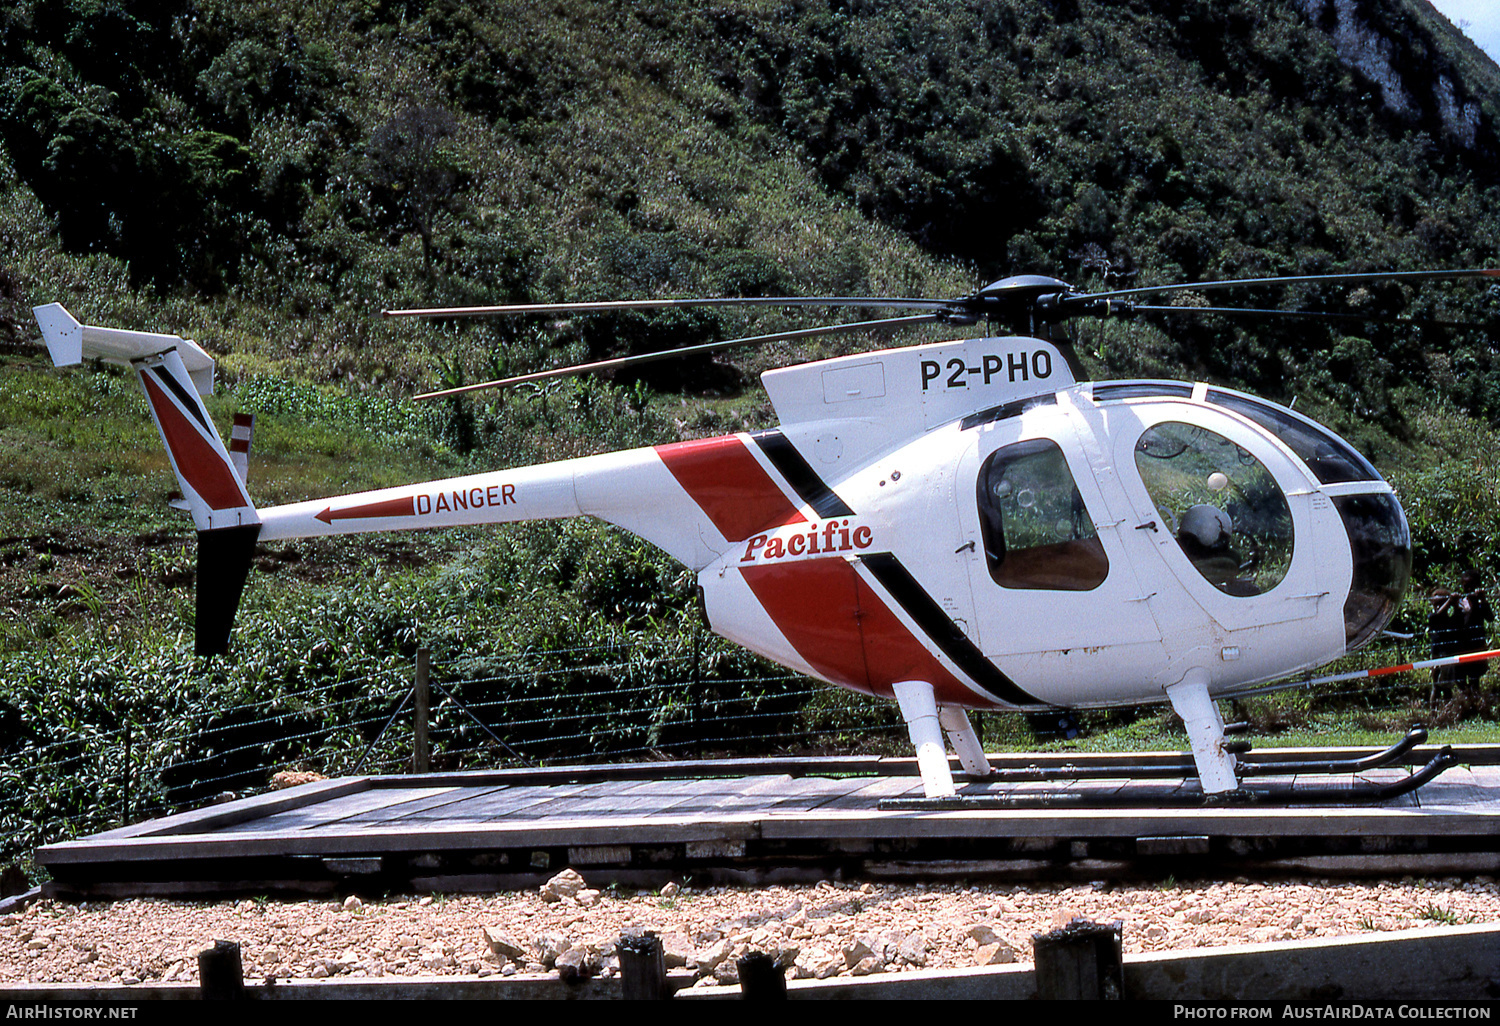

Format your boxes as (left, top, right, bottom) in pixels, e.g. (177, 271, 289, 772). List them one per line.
(31, 268, 1500, 802)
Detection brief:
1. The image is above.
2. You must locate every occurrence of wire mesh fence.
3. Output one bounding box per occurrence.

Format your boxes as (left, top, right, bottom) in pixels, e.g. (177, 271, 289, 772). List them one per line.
(0, 630, 1492, 868)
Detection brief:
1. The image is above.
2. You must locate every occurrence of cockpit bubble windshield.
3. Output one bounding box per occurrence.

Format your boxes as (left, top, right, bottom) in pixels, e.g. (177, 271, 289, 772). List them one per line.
(1134, 422, 1294, 597)
(1207, 389, 1381, 485)
(1335, 492, 1412, 651)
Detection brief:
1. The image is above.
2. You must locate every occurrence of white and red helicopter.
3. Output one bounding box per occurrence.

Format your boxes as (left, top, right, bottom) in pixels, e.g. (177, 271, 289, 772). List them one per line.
(32, 269, 1500, 801)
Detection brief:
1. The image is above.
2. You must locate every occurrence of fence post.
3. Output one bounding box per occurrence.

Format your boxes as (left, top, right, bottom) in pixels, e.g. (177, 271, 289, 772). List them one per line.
(198, 939, 244, 999)
(618, 931, 670, 1000)
(691, 622, 702, 759)
(1033, 918, 1124, 999)
(122, 720, 131, 824)
(736, 951, 787, 999)
(414, 648, 430, 774)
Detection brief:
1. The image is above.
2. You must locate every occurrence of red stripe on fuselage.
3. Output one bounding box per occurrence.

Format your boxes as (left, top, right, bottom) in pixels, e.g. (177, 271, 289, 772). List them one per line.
(740, 557, 980, 706)
(141, 374, 249, 510)
(656, 436, 805, 542)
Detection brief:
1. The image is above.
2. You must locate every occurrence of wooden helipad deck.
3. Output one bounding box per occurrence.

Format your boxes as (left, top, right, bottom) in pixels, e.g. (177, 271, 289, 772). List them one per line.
(37, 747, 1500, 899)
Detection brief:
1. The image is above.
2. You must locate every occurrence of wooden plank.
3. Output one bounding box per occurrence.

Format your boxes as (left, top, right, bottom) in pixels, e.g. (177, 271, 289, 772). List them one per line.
(212, 786, 459, 832)
(524, 794, 700, 817)
(48, 777, 373, 843)
(812, 776, 916, 809)
(332, 785, 515, 824)
(755, 804, 1500, 841)
(387, 783, 605, 821)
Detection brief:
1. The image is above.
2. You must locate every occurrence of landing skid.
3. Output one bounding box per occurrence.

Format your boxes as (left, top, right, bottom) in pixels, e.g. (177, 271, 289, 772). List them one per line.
(879, 728, 1458, 809)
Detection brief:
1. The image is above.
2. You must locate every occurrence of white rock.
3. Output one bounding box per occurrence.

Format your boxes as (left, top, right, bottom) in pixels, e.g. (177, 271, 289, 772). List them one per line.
(841, 935, 875, 968)
(536, 932, 572, 967)
(974, 942, 1015, 965)
(555, 947, 589, 980)
(896, 931, 928, 967)
(694, 938, 732, 970)
(540, 869, 587, 902)
(966, 922, 1003, 946)
(482, 926, 527, 960)
(659, 932, 694, 969)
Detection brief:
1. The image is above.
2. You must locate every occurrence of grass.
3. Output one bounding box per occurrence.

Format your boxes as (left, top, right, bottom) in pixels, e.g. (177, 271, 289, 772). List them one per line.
(1416, 902, 1463, 926)
(977, 697, 1500, 756)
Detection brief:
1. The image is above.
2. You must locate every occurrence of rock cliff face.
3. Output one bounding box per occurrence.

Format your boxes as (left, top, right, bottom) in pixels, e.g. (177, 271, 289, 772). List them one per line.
(1298, 0, 1484, 147)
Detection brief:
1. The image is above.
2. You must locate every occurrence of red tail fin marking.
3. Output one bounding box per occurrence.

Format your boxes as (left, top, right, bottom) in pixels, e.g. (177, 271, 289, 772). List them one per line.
(141, 374, 250, 510)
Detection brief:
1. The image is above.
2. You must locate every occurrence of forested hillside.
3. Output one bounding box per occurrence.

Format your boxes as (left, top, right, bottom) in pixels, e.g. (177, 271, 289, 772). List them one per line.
(1, 0, 1500, 857)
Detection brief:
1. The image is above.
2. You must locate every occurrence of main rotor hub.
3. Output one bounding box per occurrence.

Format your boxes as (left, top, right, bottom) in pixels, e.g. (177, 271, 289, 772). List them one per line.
(950, 275, 1080, 335)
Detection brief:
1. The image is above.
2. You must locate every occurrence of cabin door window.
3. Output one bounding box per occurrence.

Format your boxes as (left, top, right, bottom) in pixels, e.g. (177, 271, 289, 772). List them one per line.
(975, 438, 1109, 591)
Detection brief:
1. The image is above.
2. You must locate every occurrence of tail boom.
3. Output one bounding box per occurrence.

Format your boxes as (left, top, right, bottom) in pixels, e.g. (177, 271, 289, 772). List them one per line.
(257, 462, 584, 541)
(254, 445, 728, 571)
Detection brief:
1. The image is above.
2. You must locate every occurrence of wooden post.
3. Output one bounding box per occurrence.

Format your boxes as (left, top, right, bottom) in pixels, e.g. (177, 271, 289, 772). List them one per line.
(414, 647, 430, 774)
(690, 620, 701, 759)
(736, 951, 786, 999)
(122, 720, 131, 824)
(618, 931, 669, 1000)
(1033, 918, 1124, 1000)
(198, 939, 244, 999)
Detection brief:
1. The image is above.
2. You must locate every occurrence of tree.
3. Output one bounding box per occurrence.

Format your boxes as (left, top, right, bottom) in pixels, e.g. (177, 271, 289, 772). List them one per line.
(368, 105, 462, 284)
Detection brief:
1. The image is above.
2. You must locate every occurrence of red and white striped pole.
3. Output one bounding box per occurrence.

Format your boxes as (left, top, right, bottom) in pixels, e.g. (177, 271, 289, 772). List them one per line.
(1301, 648, 1500, 689)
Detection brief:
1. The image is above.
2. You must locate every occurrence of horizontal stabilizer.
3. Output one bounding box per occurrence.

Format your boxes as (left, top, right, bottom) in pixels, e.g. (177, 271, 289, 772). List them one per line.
(33, 303, 216, 395)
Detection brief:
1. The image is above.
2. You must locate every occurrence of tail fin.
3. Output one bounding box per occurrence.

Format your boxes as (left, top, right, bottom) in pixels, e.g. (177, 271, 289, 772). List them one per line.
(34, 304, 260, 655)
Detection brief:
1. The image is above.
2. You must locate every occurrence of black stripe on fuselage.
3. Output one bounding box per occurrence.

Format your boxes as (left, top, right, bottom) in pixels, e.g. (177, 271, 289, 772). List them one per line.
(749, 429, 856, 519)
(148, 364, 213, 433)
(858, 551, 1042, 708)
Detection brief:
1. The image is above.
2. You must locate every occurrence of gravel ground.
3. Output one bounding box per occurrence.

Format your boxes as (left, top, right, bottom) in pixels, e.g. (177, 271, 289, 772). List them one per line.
(4, 873, 1500, 988)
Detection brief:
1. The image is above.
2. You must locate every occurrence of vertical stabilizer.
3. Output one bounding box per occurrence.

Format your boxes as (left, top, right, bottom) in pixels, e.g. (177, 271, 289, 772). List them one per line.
(130, 349, 261, 656)
(34, 304, 260, 656)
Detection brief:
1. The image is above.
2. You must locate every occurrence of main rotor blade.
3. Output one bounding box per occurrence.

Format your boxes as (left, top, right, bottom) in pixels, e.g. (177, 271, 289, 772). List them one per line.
(412, 313, 943, 400)
(1131, 305, 1496, 331)
(1072, 268, 1500, 304)
(386, 296, 958, 319)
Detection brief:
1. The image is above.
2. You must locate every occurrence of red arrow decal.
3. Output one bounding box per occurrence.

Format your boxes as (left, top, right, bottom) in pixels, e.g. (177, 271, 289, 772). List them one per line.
(315, 496, 417, 524)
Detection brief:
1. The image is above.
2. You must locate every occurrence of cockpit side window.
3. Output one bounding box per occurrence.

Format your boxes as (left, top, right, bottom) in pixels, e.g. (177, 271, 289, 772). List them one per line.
(1206, 389, 1381, 484)
(1134, 422, 1294, 596)
(977, 439, 1108, 591)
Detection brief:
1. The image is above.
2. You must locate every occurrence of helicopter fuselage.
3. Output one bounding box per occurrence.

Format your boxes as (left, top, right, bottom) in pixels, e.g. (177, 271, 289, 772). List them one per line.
(33, 301, 1425, 795)
(253, 334, 1411, 714)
